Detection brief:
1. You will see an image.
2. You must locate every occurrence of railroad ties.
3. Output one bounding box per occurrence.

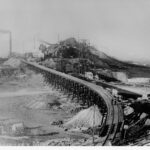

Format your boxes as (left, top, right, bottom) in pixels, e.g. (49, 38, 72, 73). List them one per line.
(22, 60, 124, 145)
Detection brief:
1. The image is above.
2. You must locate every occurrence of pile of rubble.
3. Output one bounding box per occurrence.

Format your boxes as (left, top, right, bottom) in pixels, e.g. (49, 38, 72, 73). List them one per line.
(0, 120, 25, 136)
(64, 105, 102, 129)
(3, 58, 22, 68)
(39, 137, 97, 146)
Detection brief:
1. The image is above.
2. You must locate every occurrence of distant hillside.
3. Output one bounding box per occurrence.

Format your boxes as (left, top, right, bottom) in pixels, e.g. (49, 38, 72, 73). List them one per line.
(39, 37, 150, 78)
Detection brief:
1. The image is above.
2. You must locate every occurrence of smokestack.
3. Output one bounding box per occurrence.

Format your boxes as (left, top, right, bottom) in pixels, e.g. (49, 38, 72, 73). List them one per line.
(0, 29, 12, 57)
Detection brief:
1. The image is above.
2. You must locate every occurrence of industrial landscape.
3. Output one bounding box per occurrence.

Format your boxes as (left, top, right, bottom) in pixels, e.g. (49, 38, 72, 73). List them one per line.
(0, 37, 150, 146)
(1, 0, 150, 147)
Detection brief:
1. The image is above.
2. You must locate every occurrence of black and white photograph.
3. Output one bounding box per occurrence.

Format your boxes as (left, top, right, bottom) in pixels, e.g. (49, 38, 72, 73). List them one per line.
(0, 0, 150, 146)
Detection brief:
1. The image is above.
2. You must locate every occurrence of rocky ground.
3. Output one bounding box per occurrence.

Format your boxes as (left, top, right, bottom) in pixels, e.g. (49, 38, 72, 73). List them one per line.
(1, 58, 150, 146)
(0, 60, 98, 146)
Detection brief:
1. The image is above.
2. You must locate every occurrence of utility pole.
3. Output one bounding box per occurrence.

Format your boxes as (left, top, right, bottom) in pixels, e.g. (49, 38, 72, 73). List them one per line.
(58, 34, 60, 43)
(92, 104, 96, 145)
(22, 41, 25, 52)
(9, 32, 12, 56)
(34, 36, 36, 51)
(0, 29, 12, 57)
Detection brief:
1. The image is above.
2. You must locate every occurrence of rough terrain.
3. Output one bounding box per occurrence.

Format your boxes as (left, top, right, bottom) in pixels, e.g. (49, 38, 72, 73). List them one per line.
(0, 63, 96, 146)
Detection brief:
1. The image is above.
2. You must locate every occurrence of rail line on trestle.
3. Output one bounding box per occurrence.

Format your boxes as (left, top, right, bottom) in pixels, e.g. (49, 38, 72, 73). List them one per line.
(22, 60, 124, 145)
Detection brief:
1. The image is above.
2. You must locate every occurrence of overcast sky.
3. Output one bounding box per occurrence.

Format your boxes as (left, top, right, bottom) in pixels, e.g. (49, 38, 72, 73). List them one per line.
(0, 0, 150, 62)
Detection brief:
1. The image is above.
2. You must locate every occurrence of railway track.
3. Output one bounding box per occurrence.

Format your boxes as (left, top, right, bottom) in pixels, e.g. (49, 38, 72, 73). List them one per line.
(22, 60, 124, 145)
(100, 101, 123, 145)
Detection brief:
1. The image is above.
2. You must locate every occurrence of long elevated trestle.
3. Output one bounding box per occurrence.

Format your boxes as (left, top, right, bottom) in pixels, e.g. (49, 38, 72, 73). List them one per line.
(23, 60, 124, 145)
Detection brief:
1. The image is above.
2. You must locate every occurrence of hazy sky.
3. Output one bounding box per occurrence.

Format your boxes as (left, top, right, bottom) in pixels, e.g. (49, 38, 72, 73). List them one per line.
(0, 0, 150, 61)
